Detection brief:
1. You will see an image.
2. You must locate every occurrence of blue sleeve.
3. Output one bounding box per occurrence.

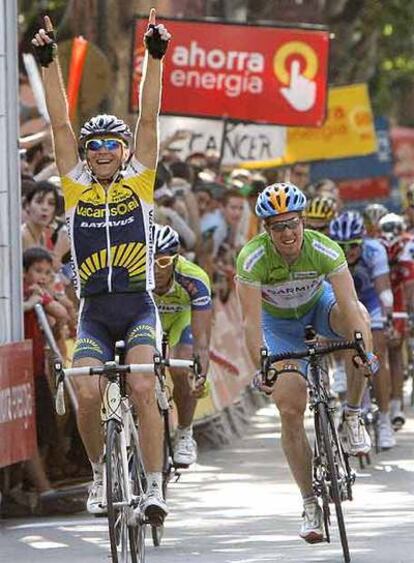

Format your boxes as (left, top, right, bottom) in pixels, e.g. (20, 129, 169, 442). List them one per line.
(175, 271, 212, 311)
(364, 239, 389, 278)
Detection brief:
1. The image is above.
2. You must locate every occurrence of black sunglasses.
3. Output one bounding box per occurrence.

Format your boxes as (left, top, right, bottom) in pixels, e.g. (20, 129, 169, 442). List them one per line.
(268, 216, 302, 233)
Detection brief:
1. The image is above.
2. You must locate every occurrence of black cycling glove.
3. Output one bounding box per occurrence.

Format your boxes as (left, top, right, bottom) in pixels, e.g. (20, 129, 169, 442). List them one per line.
(144, 24, 169, 59)
(32, 30, 56, 68)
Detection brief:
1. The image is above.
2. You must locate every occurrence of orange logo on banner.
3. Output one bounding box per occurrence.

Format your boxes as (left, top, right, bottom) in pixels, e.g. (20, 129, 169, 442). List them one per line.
(273, 41, 318, 113)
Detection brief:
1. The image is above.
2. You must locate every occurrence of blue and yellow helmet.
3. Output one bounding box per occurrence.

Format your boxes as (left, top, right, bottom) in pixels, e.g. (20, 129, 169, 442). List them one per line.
(255, 182, 307, 219)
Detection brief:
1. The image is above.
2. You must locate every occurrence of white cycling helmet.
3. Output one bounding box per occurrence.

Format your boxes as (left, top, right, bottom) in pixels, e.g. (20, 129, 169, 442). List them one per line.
(79, 114, 132, 145)
(153, 224, 180, 254)
(329, 211, 365, 241)
(378, 213, 406, 242)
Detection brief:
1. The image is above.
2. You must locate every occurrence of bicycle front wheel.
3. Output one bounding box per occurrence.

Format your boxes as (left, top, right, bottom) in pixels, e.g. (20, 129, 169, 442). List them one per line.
(152, 412, 171, 547)
(106, 419, 133, 563)
(128, 420, 146, 563)
(317, 403, 351, 563)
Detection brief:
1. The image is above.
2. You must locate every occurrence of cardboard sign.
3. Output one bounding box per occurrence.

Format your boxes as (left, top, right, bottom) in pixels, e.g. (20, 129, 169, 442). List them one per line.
(131, 18, 329, 126)
(0, 341, 36, 469)
(160, 116, 286, 165)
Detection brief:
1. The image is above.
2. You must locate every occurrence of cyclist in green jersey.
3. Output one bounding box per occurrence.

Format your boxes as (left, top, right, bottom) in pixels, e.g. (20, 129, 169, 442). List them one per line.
(236, 182, 378, 544)
(32, 10, 171, 523)
(153, 224, 212, 466)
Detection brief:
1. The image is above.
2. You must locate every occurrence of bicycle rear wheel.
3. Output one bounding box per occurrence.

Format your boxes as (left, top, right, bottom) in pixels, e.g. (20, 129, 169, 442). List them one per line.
(317, 403, 351, 563)
(106, 419, 132, 563)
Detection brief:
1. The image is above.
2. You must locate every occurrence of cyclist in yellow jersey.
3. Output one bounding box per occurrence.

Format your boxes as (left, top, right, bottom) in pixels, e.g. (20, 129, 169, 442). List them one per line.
(153, 224, 212, 467)
(32, 10, 171, 524)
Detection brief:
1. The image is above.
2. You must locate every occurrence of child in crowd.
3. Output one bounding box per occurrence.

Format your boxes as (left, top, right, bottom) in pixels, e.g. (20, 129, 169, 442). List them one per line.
(22, 246, 74, 513)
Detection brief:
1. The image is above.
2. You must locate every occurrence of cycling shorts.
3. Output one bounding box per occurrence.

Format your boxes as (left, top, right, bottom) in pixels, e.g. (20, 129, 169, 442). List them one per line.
(162, 310, 193, 349)
(73, 292, 160, 363)
(262, 281, 342, 372)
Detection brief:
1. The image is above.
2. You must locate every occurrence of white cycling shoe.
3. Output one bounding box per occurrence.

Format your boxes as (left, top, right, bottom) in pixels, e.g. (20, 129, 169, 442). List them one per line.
(377, 413, 396, 449)
(86, 480, 107, 515)
(143, 483, 168, 527)
(299, 500, 324, 544)
(173, 429, 197, 467)
(341, 413, 371, 456)
(390, 399, 405, 431)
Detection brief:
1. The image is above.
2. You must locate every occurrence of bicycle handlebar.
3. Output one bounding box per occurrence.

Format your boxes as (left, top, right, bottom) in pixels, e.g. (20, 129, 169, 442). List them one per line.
(267, 332, 367, 364)
(53, 356, 201, 416)
(55, 358, 198, 378)
(260, 331, 369, 389)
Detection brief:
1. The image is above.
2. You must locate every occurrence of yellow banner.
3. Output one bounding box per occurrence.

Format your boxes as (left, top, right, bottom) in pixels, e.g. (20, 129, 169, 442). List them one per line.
(243, 83, 377, 169)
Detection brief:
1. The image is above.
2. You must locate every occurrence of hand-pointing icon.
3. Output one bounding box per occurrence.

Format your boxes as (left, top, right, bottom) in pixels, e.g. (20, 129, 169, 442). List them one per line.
(280, 60, 316, 112)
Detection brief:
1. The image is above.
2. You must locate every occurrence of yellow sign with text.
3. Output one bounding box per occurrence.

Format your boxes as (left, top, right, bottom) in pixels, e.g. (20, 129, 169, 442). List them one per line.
(243, 83, 377, 169)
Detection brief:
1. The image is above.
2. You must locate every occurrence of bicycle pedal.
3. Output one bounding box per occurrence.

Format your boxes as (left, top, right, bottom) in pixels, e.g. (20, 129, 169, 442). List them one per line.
(173, 462, 190, 470)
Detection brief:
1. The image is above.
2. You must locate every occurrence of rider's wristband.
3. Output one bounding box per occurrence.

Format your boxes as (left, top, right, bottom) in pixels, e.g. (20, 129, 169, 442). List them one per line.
(33, 30, 57, 67)
(144, 25, 169, 59)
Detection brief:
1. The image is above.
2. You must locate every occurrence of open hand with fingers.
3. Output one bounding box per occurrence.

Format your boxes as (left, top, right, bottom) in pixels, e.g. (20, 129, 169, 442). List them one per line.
(31, 15, 57, 67)
(144, 8, 171, 59)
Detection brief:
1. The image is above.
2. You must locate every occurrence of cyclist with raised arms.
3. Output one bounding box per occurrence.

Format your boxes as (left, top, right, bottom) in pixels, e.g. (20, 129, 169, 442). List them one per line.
(329, 211, 395, 449)
(153, 224, 212, 466)
(32, 10, 171, 525)
(236, 183, 377, 544)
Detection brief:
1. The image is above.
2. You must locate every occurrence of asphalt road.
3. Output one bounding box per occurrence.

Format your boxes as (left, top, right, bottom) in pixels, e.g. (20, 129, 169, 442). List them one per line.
(2, 403, 414, 563)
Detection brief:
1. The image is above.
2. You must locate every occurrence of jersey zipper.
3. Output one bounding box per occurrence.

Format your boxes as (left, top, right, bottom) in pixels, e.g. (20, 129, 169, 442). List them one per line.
(105, 193, 112, 293)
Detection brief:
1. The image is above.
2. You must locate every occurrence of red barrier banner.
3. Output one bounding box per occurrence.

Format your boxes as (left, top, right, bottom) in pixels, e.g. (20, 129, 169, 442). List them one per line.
(391, 126, 414, 180)
(131, 18, 329, 126)
(0, 341, 36, 469)
(338, 176, 390, 201)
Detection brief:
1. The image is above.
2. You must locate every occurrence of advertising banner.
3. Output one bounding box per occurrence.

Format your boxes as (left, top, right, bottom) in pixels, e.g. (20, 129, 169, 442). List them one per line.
(160, 115, 286, 165)
(0, 341, 36, 469)
(310, 117, 392, 181)
(243, 83, 377, 168)
(131, 18, 329, 126)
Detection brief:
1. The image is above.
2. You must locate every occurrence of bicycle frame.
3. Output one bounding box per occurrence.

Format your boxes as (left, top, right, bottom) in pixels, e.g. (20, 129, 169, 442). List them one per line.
(100, 378, 143, 520)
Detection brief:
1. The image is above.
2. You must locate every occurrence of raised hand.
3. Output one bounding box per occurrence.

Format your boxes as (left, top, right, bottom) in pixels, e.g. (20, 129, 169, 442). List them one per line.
(31, 15, 57, 67)
(144, 8, 171, 59)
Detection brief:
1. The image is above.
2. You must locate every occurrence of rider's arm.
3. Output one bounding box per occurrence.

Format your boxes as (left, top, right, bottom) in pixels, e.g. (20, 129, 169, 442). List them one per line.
(134, 12, 166, 169)
(329, 268, 373, 352)
(191, 309, 212, 377)
(235, 280, 262, 369)
(36, 17, 78, 176)
(374, 272, 393, 319)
